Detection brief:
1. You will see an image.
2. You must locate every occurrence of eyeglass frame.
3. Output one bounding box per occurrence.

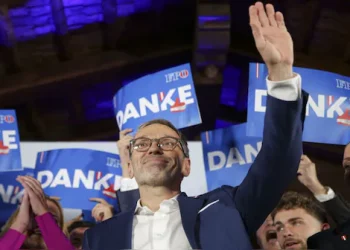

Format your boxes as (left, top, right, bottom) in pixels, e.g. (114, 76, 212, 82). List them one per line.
(129, 136, 189, 158)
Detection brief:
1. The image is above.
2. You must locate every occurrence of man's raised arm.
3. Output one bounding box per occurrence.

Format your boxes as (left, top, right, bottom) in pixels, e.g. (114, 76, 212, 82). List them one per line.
(232, 2, 307, 236)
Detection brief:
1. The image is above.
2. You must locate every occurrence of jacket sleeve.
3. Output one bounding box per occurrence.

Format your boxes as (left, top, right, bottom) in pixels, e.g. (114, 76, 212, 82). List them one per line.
(323, 194, 350, 225)
(230, 89, 307, 236)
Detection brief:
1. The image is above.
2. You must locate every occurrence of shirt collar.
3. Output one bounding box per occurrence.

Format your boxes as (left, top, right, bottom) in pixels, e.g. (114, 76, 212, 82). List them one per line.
(134, 194, 180, 215)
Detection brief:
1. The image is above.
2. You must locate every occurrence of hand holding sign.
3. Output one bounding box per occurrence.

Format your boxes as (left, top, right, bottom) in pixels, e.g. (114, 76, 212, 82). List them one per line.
(10, 191, 31, 234)
(17, 176, 49, 216)
(249, 2, 293, 80)
(90, 198, 114, 222)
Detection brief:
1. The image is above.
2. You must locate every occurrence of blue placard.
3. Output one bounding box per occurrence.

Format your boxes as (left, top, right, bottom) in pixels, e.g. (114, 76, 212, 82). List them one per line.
(247, 63, 350, 145)
(0, 168, 34, 225)
(34, 149, 123, 211)
(201, 123, 262, 191)
(0, 110, 22, 172)
(113, 63, 202, 133)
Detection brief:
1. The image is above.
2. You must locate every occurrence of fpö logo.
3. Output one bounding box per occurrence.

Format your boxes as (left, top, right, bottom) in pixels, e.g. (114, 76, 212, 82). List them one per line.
(0, 115, 15, 124)
(165, 69, 189, 83)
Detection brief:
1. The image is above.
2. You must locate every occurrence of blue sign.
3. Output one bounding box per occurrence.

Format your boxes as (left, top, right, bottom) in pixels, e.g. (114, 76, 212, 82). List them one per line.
(0, 110, 22, 172)
(201, 123, 262, 191)
(113, 63, 202, 133)
(0, 168, 34, 225)
(247, 63, 350, 145)
(34, 149, 123, 210)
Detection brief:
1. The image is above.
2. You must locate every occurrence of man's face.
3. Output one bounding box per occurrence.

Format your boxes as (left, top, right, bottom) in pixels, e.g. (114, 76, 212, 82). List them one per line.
(274, 208, 327, 250)
(130, 124, 190, 187)
(256, 215, 280, 250)
(22, 200, 62, 249)
(343, 144, 350, 185)
(70, 227, 90, 249)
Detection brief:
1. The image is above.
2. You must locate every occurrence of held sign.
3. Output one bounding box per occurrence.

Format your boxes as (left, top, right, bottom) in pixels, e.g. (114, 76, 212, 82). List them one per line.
(34, 149, 123, 210)
(0, 110, 22, 172)
(201, 123, 262, 191)
(113, 63, 202, 133)
(247, 63, 350, 145)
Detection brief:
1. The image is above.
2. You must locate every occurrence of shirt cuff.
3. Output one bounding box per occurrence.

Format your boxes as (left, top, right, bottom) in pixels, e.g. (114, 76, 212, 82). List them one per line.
(120, 177, 139, 192)
(315, 186, 335, 202)
(266, 73, 301, 101)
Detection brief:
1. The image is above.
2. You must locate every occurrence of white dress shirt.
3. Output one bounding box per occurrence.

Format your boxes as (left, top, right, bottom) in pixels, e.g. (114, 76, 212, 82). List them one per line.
(132, 195, 192, 250)
(119, 73, 302, 249)
(314, 186, 336, 202)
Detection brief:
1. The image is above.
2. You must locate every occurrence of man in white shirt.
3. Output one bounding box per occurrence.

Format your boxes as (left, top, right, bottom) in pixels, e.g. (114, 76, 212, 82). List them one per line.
(83, 2, 307, 250)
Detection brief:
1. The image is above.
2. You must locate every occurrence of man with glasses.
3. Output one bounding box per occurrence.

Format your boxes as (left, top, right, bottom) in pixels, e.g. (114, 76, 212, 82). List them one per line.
(83, 2, 307, 250)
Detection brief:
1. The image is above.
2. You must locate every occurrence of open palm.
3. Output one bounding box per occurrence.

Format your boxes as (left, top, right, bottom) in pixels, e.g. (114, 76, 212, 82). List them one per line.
(249, 2, 293, 67)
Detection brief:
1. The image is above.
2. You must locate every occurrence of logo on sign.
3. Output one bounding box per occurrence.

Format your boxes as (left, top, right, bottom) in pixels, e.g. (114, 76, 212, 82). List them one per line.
(0, 115, 15, 124)
(165, 69, 189, 83)
(207, 142, 262, 171)
(0, 184, 23, 204)
(336, 79, 350, 90)
(254, 90, 350, 127)
(37, 169, 121, 199)
(116, 84, 195, 129)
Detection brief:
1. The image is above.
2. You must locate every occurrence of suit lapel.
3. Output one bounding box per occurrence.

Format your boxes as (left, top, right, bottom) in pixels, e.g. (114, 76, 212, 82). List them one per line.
(108, 209, 135, 249)
(178, 193, 205, 249)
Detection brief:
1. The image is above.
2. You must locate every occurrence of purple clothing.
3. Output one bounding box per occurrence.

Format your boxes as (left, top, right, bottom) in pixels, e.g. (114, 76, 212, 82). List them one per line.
(0, 212, 75, 250)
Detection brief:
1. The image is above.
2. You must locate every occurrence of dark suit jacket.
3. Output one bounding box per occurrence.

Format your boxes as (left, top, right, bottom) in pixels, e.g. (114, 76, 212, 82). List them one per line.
(83, 93, 306, 250)
(307, 194, 350, 249)
(324, 194, 350, 225)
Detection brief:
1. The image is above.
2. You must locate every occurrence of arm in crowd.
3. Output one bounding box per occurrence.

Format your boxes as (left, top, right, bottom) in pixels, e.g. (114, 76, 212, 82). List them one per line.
(222, 3, 306, 237)
(0, 176, 74, 250)
(298, 155, 350, 225)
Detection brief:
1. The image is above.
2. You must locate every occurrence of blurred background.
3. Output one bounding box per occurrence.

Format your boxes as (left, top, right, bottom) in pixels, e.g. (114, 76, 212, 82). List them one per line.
(0, 0, 349, 198)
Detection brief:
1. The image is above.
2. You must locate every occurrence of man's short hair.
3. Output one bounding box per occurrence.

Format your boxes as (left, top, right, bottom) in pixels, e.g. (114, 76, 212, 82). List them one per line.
(136, 119, 189, 157)
(271, 191, 328, 224)
(67, 221, 95, 234)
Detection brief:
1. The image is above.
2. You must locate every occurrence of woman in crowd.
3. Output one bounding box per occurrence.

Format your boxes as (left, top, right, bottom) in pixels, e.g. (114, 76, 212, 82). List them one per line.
(0, 175, 75, 250)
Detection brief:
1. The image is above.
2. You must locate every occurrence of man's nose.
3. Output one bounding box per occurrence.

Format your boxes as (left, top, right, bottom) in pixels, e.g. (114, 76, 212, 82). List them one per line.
(148, 141, 163, 155)
(283, 226, 294, 237)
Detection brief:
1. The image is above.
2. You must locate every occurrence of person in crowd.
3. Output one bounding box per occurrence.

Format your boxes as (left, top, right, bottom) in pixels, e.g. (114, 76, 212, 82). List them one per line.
(256, 214, 280, 250)
(83, 2, 307, 249)
(0, 175, 74, 250)
(296, 146, 350, 249)
(67, 220, 95, 250)
(298, 154, 350, 225)
(272, 191, 330, 250)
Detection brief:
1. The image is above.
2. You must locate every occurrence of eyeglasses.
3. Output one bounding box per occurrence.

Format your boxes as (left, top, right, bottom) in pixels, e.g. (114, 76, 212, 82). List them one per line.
(129, 136, 188, 157)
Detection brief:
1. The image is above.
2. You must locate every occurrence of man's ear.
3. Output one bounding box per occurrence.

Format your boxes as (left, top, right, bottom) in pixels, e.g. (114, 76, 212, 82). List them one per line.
(128, 162, 134, 178)
(321, 223, 330, 231)
(182, 158, 191, 177)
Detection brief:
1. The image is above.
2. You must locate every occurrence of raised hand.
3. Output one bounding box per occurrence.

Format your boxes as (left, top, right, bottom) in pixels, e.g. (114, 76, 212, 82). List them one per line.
(10, 191, 31, 234)
(298, 155, 326, 195)
(17, 176, 49, 216)
(89, 198, 114, 222)
(117, 128, 133, 178)
(249, 2, 293, 80)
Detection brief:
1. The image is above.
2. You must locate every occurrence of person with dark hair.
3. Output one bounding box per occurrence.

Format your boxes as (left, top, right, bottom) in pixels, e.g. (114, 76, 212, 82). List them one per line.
(83, 2, 307, 250)
(271, 191, 330, 250)
(68, 221, 95, 250)
(256, 214, 280, 250)
(295, 146, 350, 249)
